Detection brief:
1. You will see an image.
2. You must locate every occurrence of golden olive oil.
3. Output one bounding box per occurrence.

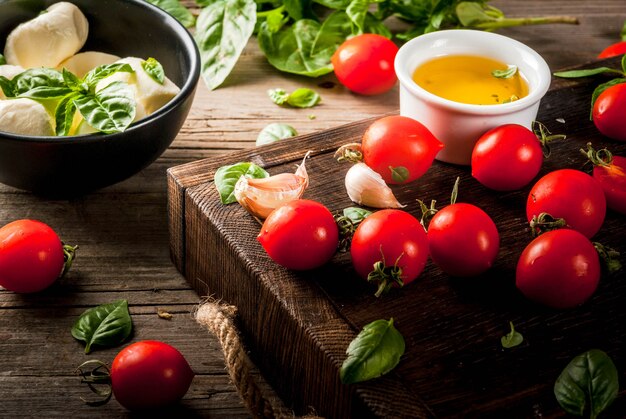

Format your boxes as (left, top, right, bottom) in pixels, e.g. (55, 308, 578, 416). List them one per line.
(412, 55, 529, 105)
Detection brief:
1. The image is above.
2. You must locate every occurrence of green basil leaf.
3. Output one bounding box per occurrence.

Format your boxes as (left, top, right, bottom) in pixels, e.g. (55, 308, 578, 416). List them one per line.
(283, 0, 315, 21)
(18, 86, 74, 99)
(268, 88, 289, 105)
(340, 318, 405, 384)
(256, 123, 298, 146)
(622, 54, 626, 74)
(590, 78, 626, 120)
(83, 63, 134, 89)
(287, 88, 320, 108)
(55, 94, 78, 136)
(0, 54, 6, 65)
(214, 162, 269, 204)
(346, 0, 369, 33)
(74, 81, 136, 134)
(389, 166, 410, 183)
(142, 57, 165, 85)
(312, 0, 350, 9)
(12, 68, 65, 96)
(500, 321, 523, 349)
(456, 1, 498, 26)
(0, 76, 15, 97)
(195, 0, 256, 90)
(71, 300, 132, 354)
(363, 13, 392, 38)
(395, 25, 427, 42)
(388, 0, 430, 22)
(263, 7, 289, 33)
(311, 11, 352, 55)
(343, 207, 372, 224)
(492, 66, 518, 79)
(553, 67, 623, 78)
(621, 21, 626, 41)
(146, 0, 196, 28)
(554, 349, 619, 418)
(62, 68, 84, 91)
(258, 20, 336, 77)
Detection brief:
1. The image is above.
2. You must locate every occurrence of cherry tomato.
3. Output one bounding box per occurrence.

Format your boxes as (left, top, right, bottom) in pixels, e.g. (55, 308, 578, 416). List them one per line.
(427, 203, 500, 277)
(361, 115, 443, 185)
(593, 155, 626, 215)
(350, 209, 428, 296)
(598, 41, 626, 58)
(111, 340, 194, 410)
(0, 219, 71, 293)
(592, 83, 626, 142)
(516, 229, 600, 309)
(526, 169, 606, 238)
(258, 200, 339, 270)
(471, 124, 543, 191)
(331, 34, 399, 95)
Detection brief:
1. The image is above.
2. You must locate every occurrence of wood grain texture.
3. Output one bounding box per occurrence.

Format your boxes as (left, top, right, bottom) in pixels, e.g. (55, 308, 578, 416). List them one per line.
(170, 55, 626, 418)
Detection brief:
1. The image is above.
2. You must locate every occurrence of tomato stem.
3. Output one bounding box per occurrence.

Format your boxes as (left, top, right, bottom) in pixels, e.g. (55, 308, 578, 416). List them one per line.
(367, 250, 405, 298)
(593, 242, 622, 273)
(417, 199, 438, 230)
(450, 177, 460, 205)
(75, 360, 113, 407)
(581, 142, 613, 168)
(471, 16, 579, 31)
(61, 244, 78, 278)
(533, 121, 567, 158)
(335, 214, 357, 252)
(529, 213, 568, 237)
(334, 143, 363, 163)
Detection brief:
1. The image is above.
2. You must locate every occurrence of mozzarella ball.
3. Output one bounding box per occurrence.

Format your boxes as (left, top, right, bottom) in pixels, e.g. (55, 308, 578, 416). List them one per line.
(57, 51, 120, 78)
(0, 98, 54, 136)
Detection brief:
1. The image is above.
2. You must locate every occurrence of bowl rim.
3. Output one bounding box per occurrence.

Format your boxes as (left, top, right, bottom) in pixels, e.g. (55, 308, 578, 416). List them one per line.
(394, 29, 551, 116)
(0, 0, 201, 143)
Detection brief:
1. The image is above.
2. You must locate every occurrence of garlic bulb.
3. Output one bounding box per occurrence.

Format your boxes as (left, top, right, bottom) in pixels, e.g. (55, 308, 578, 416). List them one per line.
(234, 154, 309, 219)
(345, 163, 404, 209)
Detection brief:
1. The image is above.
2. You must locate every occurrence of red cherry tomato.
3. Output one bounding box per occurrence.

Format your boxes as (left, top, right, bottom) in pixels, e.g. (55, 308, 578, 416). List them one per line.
(516, 229, 600, 309)
(598, 41, 626, 58)
(0, 219, 70, 293)
(331, 34, 399, 95)
(350, 209, 428, 296)
(361, 115, 443, 184)
(427, 203, 500, 277)
(258, 200, 339, 270)
(111, 341, 194, 410)
(592, 83, 626, 142)
(593, 155, 626, 215)
(471, 124, 543, 191)
(526, 169, 606, 238)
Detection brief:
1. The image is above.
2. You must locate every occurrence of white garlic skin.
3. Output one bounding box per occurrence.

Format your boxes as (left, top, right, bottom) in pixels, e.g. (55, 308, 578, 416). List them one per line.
(344, 163, 404, 209)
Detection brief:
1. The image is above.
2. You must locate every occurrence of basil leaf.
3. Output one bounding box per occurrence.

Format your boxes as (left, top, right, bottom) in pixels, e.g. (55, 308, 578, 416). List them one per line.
(258, 20, 336, 77)
(0, 54, 6, 65)
(312, 0, 351, 9)
(71, 300, 132, 354)
(287, 88, 320, 108)
(12, 68, 65, 96)
(500, 321, 523, 349)
(214, 162, 269, 204)
(343, 207, 372, 224)
(554, 349, 619, 418)
(256, 123, 298, 146)
(146, 0, 196, 28)
(55, 94, 78, 136)
(0, 76, 14, 97)
(311, 11, 353, 55)
(268, 88, 289, 105)
(83, 63, 135, 89)
(363, 13, 392, 38)
(283, 0, 313, 21)
(264, 7, 289, 33)
(346, 0, 384, 34)
(590, 78, 626, 120)
(142, 57, 165, 84)
(18, 86, 73, 99)
(553, 67, 623, 78)
(492, 66, 518, 79)
(622, 54, 626, 74)
(456, 1, 500, 26)
(74, 81, 136, 134)
(621, 20, 626, 41)
(63, 68, 85, 91)
(195, 0, 256, 90)
(340, 318, 405, 384)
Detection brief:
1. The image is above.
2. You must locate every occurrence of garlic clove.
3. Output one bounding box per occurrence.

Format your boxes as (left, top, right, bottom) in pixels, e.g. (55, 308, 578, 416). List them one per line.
(234, 154, 309, 219)
(345, 163, 405, 209)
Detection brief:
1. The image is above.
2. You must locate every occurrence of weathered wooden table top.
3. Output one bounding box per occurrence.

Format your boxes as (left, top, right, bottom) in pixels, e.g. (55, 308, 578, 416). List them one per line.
(1, 1, 625, 417)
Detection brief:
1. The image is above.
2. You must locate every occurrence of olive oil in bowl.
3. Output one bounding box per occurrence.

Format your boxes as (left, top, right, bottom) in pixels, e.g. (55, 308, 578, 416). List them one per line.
(412, 55, 529, 105)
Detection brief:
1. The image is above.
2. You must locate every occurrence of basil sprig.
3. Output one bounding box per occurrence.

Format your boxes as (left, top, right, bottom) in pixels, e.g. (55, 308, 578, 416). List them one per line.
(554, 349, 619, 418)
(340, 318, 405, 384)
(0, 64, 136, 135)
(214, 162, 269, 204)
(267, 87, 321, 108)
(142, 57, 165, 84)
(500, 321, 523, 349)
(71, 300, 133, 354)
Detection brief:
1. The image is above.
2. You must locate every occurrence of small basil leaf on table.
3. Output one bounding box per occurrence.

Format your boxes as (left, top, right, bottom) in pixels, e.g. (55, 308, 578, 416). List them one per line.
(146, 0, 196, 28)
(287, 88, 320, 108)
(0, 53, 5, 65)
(215, 162, 269, 204)
(71, 300, 132, 354)
(141, 57, 165, 84)
(500, 321, 523, 349)
(340, 318, 405, 384)
(73, 81, 136, 134)
(195, 0, 256, 90)
(268, 88, 289, 105)
(256, 123, 298, 146)
(554, 349, 619, 418)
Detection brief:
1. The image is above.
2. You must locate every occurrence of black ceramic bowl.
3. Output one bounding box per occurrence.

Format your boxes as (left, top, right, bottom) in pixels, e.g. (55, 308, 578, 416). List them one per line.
(0, 0, 200, 195)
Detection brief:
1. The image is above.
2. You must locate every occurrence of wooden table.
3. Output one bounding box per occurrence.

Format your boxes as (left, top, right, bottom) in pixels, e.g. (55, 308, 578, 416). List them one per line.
(1, 1, 625, 417)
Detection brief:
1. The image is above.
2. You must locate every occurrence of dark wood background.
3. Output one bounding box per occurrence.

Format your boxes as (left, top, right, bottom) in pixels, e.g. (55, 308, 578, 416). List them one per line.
(2, 0, 626, 417)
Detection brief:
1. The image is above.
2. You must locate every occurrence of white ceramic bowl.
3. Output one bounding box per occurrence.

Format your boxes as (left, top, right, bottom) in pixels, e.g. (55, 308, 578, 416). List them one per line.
(395, 29, 551, 165)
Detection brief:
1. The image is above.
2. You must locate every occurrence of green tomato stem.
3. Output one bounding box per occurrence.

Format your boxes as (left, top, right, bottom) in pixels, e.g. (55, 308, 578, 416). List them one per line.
(472, 16, 579, 30)
(61, 244, 78, 278)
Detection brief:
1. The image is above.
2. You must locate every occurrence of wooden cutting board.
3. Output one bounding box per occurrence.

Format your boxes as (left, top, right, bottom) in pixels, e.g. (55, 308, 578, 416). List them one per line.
(168, 56, 626, 418)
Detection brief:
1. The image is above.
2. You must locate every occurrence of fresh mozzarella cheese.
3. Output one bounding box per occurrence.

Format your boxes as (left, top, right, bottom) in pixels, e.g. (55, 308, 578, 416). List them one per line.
(0, 65, 25, 99)
(0, 98, 54, 136)
(4, 2, 89, 68)
(57, 51, 120, 78)
(96, 57, 180, 116)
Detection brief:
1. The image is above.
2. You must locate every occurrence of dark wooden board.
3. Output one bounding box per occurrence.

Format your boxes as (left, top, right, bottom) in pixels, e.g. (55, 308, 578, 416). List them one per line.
(168, 56, 626, 418)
